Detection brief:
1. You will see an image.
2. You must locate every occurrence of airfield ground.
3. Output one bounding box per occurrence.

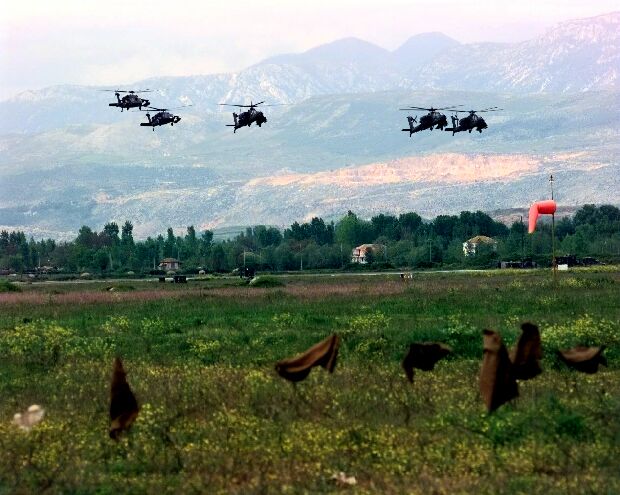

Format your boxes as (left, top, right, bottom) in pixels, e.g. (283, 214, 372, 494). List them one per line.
(1, 269, 619, 494)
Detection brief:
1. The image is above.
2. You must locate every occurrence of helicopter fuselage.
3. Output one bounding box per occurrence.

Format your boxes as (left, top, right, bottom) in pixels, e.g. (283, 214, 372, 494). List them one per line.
(229, 108, 267, 132)
(140, 111, 181, 130)
(109, 93, 150, 111)
(446, 113, 488, 134)
(402, 111, 448, 136)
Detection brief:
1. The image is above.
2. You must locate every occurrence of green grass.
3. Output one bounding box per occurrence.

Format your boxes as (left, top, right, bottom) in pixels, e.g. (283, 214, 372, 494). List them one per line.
(0, 280, 20, 292)
(0, 270, 619, 494)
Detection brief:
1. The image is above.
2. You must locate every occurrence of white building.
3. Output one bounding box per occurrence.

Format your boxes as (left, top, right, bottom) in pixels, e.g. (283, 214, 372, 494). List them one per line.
(351, 244, 385, 264)
(158, 258, 181, 271)
(463, 236, 497, 256)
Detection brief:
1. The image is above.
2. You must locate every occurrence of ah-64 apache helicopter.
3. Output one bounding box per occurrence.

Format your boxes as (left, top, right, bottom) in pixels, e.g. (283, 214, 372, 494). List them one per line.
(140, 105, 192, 131)
(219, 101, 283, 133)
(400, 105, 461, 136)
(445, 107, 502, 134)
(102, 89, 153, 111)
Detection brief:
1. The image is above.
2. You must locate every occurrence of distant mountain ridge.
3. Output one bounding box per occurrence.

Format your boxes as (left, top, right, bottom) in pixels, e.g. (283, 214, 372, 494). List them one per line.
(1, 12, 618, 135)
(1, 12, 619, 238)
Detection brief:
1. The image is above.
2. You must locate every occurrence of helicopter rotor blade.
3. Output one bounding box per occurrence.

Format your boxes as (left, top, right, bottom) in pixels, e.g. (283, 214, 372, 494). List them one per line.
(219, 101, 267, 108)
(434, 105, 465, 111)
(165, 104, 193, 111)
(220, 103, 249, 107)
(399, 105, 463, 111)
(99, 89, 153, 93)
(450, 107, 503, 114)
(142, 104, 193, 112)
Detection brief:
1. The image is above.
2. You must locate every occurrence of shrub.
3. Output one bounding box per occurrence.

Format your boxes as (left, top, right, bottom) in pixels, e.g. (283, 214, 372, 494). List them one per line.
(543, 314, 620, 362)
(0, 280, 20, 292)
(0, 320, 74, 366)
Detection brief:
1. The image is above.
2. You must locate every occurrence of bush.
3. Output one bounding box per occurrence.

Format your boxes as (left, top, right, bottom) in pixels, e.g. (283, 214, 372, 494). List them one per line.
(0, 280, 20, 292)
(0, 321, 74, 366)
(543, 314, 619, 362)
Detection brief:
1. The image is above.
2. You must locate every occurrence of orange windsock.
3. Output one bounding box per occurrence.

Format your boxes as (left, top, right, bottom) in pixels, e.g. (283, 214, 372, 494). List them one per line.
(528, 200, 557, 234)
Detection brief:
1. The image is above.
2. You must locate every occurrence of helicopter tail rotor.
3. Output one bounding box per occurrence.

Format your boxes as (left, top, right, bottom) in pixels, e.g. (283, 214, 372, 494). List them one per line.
(402, 115, 417, 136)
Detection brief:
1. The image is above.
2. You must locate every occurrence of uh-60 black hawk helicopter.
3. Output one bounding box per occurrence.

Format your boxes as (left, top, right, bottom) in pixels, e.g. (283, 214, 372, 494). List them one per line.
(400, 105, 462, 136)
(219, 101, 278, 133)
(140, 105, 192, 131)
(101, 89, 153, 111)
(445, 107, 502, 135)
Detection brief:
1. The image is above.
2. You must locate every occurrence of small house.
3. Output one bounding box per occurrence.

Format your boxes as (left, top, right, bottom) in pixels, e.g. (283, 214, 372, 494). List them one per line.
(351, 244, 385, 264)
(463, 236, 497, 256)
(158, 258, 181, 271)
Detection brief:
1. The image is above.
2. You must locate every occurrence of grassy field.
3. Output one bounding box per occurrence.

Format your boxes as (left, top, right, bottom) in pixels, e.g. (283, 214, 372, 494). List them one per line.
(1, 269, 619, 494)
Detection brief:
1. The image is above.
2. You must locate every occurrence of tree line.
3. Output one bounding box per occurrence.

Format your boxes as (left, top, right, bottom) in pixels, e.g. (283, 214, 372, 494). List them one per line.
(1, 205, 619, 275)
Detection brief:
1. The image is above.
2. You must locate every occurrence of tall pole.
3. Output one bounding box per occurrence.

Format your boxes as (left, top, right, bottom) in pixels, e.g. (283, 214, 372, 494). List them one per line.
(520, 215, 525, 261)
(550, 174, 557, 277)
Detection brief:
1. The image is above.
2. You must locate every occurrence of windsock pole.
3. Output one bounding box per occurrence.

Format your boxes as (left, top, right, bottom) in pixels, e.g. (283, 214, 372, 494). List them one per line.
(550, 175, 557, 277)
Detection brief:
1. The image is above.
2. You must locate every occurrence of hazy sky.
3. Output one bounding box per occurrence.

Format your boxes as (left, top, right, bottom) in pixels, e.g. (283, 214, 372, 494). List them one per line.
(0, 0, 616, 99)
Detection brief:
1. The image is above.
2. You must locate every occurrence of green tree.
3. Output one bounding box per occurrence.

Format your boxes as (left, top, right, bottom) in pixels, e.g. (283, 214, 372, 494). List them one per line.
(164, 228, 176, 258)
(121, 221, 134, 247)
(210, 244, 227, 272)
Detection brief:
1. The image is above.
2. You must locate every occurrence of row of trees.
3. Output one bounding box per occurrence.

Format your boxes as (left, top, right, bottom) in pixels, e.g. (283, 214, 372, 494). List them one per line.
(1, 205, 619, 274)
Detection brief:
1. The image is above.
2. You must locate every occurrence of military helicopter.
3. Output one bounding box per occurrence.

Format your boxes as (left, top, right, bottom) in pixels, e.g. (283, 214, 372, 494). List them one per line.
(445, 107, 502, 134)
(140, 105, 192, 131)
(101, 89, 153, 111)
(219, 101, 271, 133)
(400, 105, 461, 136)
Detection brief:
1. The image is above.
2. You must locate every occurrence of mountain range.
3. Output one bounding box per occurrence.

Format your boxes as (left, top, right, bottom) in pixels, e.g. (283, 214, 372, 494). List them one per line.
(0, 12, 618, 238)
